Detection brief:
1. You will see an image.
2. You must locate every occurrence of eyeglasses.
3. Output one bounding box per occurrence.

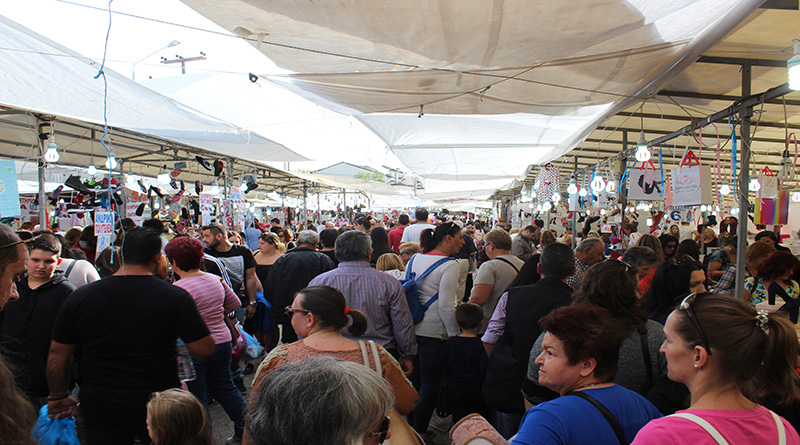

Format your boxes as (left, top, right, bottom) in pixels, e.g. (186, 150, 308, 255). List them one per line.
(0, 233, 41, 251)
(365, 416, 391, 443)
(606, 258, 632, 271)
(678, 292, 712, 356)
(284, 306, 311, 318)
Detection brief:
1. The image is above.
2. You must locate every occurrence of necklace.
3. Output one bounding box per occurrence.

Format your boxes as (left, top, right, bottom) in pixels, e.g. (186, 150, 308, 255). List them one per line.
(572, 381, 611, 392)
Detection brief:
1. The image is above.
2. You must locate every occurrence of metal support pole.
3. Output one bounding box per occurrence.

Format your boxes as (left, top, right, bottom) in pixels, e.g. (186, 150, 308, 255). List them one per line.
(619, 132, 628, 228)
(571, 157, 578, 250)
(734, 65, 752, 299)
(302, 181, 308, 225)
(37, 155, 47, 230)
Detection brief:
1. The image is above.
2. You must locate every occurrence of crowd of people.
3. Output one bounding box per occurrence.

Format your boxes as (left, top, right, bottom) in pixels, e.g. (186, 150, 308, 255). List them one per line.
(0, 209, 799, 444)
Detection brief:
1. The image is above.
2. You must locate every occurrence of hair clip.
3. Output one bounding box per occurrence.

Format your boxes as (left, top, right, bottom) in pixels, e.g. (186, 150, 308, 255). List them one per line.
(755, 309, 769, 335)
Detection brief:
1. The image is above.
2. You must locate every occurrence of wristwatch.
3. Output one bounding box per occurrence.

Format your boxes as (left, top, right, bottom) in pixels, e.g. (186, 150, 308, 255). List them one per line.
(248, 301, 257, 306)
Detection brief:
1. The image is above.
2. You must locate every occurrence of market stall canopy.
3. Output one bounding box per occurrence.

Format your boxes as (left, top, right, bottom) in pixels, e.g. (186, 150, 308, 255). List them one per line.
(0, 14, 309, 170)
(181, 0, 764, 181)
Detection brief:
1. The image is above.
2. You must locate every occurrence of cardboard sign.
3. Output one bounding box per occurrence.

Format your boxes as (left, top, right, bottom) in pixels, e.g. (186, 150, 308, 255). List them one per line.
(94, 211, 115, 235)
(96, 235, 112, 257)
(627, 167, 664, 201)
(667, 206, 694, 223)
(333, 218, 349, 228)
(125, 202, 143, 227)
(0, 160, 20, 218)
(230, 187, 243, 203)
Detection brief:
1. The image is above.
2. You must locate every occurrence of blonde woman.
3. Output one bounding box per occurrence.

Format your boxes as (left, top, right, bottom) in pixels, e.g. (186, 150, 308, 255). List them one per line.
(376, 252, 406, 280)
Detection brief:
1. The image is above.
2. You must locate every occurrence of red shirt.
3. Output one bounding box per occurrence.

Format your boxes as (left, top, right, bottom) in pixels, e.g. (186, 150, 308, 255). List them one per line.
(388, 226, 406, 253)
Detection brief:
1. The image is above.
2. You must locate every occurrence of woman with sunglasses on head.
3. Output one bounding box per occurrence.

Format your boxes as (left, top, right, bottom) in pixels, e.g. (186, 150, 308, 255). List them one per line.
(525, 260, 668, 407)
(252, 285, 417, 416)
(406, 221, 465, 436)
(632, 293, 800, 444)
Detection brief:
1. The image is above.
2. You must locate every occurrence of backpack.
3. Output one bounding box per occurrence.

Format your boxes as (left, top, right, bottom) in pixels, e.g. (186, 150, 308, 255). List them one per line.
(401, 254, 452, 324)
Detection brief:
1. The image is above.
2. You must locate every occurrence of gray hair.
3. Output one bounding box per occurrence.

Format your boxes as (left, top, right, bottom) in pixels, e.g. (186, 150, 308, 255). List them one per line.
(248, 356, 394, 445)
(296, 230, 320, 247)
(0, 225, 22, 274)
(621, 246, 659, 269)
(575, 237, 603, 253)
(335, 230, 371, 262)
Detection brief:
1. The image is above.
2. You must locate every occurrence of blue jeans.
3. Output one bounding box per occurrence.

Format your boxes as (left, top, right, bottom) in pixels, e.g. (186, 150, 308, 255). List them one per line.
(409, 336, 446, 434)
(187, 341, 246, 438)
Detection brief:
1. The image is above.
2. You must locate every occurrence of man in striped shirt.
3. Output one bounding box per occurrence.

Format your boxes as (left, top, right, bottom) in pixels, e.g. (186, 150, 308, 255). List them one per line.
(309, 230, 417, 375)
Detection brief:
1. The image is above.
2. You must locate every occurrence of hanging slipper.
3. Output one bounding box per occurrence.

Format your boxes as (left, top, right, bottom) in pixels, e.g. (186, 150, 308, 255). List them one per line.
(135, 203, 146, 217)
(195, 155, 212, 171)
(137, 179, 147, 194)
(181, 207, 190, 220)
(149, 186, 164, 199)
(213, 159, 224, 177)
(169, 178, 178, 190)
(170, 168, 182, 179)
(169, 189, 184, 203)
(64, 175, 92, 194)
(194, 180, 203, 195)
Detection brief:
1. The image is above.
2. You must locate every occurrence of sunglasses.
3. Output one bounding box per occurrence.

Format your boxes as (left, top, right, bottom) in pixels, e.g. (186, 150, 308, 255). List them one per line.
(606, 258, 632, 271)
(678, 292, 712, 356)
(284, 306, 311, 318)
(365, 416, 391, 444)
(0, 233, 42, 251)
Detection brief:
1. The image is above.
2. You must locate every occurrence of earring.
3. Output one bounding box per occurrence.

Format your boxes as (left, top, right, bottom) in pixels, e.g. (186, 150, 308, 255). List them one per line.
(694, 364, 698, 368)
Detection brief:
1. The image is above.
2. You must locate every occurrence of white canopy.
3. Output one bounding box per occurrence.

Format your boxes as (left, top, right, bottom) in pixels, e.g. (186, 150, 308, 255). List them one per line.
(0, 15, 308, 165)
(182, 0, 764, 181)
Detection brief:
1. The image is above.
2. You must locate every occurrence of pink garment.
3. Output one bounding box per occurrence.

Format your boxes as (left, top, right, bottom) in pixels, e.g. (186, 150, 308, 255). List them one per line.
(632, 405, 799, 445)
(174, 273, 241, 345)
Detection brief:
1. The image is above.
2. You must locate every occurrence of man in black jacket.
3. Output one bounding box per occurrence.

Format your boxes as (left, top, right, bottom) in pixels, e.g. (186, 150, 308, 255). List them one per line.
(482, 243, 574, 439)
(1, 232, 75, 404)
(266, 230, 335, 343)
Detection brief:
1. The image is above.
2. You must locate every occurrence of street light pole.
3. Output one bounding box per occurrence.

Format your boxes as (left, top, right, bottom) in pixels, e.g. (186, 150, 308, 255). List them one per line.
(131, 40, 180, 81)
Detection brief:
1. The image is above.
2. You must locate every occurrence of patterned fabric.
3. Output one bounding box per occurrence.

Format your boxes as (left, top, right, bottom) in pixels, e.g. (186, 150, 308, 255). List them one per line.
(480, 291, 508, 345)
(713, 266, 737, 295)
(745, 277, 768, 306)
(535, 164, 560, 202)
(565, 257, 589, 291)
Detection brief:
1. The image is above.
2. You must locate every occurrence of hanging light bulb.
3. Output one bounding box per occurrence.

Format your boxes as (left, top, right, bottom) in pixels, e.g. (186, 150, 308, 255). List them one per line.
(731, 207, 740, 215)
(43, 136, 60, 163)
(748, 176, 760, 192)
(591, 175, 606, 193)
(542, 202, 552, 212)
(530, 189, 536, 199)
(105, 152, 117, 169)
(715, 205, 721, 212)
(126, 175, 137, 186)
(153, 200, 161, 210)
(210, 181, 220, 195)
(634, 131, 650, 162)
(535, 204, 543, 212)
(646, 218, 653, 226)
(605, 180, 616, 194)
(789, 42, 800, 90)
(157, 165, 170, 185)
(719, 182, 731, 195)
(567, 179, 578, 195)
(551, 191, 561, 202)
(792, 190, 800, 203)
(87, 164, 97, 175)
(578, 187, 588, 197)
(520, 184, 529, 197)
(600, 209, 606, 216)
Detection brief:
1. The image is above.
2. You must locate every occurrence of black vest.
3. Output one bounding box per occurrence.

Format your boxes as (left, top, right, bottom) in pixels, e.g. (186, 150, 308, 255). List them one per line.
(482, 277, 572, 413)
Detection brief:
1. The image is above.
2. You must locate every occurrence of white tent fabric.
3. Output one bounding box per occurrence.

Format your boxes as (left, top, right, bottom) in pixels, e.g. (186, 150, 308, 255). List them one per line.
(182, 0, 763, 181)
(0, 15, 308, 164)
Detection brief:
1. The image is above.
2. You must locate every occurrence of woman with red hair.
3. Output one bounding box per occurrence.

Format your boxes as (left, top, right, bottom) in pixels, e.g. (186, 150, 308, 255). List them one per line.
(164, 236, 246, 444)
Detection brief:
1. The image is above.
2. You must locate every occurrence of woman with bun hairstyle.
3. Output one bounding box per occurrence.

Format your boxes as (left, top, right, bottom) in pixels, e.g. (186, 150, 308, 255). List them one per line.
(633, 293, 800, 444)
(252, 285, 417, 415)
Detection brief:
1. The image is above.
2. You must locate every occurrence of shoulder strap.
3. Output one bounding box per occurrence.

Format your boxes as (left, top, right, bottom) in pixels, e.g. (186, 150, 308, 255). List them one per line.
(358, 341, 371, 369)
(770, 410, 787, 445)
(404, 254, 417, 281)
(567, 391, 627, 445)
(413, 256, 452, 284)
(204, 253, 233, 289)
(64, 260, 77, 279)
(670, 413, 730, 444)
(494, 256, 520, 274)
(639, 325, 654, 388)
(368, 341, 382, 374)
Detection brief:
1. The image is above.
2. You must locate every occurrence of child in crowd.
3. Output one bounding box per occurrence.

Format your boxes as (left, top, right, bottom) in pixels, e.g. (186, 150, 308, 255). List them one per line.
(444, 303, 490, 424)
(146, 389, 212, 445)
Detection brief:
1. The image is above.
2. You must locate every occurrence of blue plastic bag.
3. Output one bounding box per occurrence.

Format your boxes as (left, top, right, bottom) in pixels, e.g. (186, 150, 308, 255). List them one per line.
(235, 322, 262, 360)
(32, 405, 80, 445)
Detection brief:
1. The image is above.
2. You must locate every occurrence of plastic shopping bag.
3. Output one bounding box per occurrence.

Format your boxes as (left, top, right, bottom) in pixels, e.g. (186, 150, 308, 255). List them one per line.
(32, 405, 80, 445)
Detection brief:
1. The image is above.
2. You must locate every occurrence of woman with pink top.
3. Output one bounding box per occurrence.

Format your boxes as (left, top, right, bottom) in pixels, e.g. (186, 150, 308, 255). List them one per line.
(165, 236, 246, 445)
(633, 293, 800, 444)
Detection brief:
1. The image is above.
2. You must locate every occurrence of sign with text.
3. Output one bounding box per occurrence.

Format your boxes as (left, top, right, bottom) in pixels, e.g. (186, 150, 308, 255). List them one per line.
(0, 160, 21, 218)
(230, 187, 243, 203)
(667, 206, 694, 223)
(94, 211, 115, 235)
